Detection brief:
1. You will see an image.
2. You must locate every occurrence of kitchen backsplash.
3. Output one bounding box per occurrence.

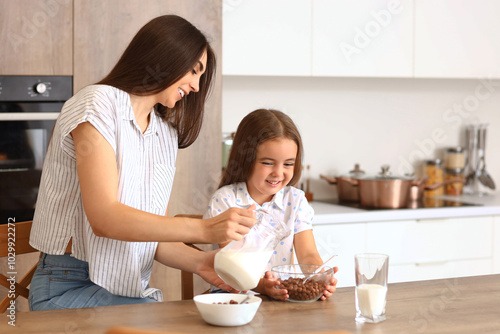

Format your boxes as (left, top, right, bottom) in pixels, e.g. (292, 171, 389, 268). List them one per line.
(222, 75, 500, 200)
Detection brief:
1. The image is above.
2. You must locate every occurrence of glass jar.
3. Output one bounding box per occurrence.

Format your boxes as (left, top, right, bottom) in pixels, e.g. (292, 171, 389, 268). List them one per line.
(424, 159, 444, 197)
(445, 168, 465, 196)
(214, 210, 290, 291)
(221, 132, 235, 170)
(445, 147, 465, 170)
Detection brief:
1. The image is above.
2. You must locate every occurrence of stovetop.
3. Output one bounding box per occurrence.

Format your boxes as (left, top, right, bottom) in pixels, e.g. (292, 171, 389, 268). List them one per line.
(330, 198, 482, 210)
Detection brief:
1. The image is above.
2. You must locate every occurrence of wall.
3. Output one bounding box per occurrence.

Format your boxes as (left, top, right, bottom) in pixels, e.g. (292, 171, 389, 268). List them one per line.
(222, 76, 500, 201)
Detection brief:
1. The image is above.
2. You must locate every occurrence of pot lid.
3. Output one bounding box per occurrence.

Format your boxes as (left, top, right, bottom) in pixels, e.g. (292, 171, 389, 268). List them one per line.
(359, 164, 413, 181)
(342, 163, 365, 178)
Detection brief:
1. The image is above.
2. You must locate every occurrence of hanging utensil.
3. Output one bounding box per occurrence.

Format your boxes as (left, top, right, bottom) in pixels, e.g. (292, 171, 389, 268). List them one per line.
(478, 156, 496, 190)
(476, 125, 495, 190)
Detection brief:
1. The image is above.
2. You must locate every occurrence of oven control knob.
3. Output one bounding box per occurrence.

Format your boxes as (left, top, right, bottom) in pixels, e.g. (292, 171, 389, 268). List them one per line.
(35, 83, 47, 94)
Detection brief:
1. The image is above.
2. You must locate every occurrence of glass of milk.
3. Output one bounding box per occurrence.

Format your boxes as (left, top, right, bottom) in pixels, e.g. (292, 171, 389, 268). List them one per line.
(214, 210, 290, 291)
(354, 253, 389, 323)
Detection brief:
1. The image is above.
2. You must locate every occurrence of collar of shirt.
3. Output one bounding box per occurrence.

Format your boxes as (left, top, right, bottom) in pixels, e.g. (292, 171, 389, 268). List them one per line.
(122, 91, 158, 136)
(234, 182, 285, 211)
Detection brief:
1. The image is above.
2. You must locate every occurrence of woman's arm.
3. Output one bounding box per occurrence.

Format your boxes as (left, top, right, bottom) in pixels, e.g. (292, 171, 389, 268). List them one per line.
(154, 242, 237, 292)
(72, 121, 255, 244)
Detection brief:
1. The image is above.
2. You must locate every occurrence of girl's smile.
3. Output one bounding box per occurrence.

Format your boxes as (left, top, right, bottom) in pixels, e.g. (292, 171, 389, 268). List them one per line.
(246, 138, 298, 205)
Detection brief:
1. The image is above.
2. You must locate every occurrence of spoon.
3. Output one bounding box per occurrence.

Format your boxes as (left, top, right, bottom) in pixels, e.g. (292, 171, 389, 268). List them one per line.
(239, 293, 251, 304)
(304, 254, 338, 283)
(314, 254, 338, 274)
(478, 156, 496, 190)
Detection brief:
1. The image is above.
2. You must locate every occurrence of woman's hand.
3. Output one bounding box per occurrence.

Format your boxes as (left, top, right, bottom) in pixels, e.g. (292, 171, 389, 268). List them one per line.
(262, 271, 288, 301)
(196, 249, 239, 293)
(319, 266, 339, 301)
(202, 205, 256, 244)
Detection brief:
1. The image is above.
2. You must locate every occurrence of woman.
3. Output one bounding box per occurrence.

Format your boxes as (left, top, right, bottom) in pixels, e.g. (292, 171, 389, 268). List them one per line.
(28, 15, 255, 311)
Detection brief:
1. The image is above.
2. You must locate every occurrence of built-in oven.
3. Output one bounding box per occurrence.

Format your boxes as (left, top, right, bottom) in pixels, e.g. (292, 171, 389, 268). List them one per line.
(0, 75, 72, 224)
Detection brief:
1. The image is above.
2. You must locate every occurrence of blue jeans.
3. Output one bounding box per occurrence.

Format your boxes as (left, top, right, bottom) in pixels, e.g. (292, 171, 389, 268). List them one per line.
(29, 253, 158, 311)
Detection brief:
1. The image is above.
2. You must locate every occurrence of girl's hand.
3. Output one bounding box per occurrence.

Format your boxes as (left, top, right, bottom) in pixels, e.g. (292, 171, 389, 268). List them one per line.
(203, 205, 256, 244)
(319, 266, 339, 301)
(263, 271, 288, 301)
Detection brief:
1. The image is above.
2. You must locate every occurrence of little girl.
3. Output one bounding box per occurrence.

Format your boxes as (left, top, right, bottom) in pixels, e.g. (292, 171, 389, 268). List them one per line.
(204, 108, 338, 301)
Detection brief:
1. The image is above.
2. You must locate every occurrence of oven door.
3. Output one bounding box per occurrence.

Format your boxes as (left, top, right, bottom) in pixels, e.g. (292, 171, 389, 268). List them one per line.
(0, 102, 59, 223)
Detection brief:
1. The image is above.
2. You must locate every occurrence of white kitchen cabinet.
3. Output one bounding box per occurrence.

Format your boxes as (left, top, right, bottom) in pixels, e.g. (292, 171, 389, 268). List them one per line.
(312, 215, 496, 287)
(414, 0, 500, 78)
(389, 259, 493, 283)
(312, 0, 413, 77)
(312, 223, 366, 287)
(222, 0, 311, 76)
(366, 216, 493, 264)
(366, 216, 494, 283)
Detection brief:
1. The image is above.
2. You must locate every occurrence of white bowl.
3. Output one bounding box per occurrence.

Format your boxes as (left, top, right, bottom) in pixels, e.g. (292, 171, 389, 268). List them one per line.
(193, 293, 262, 327)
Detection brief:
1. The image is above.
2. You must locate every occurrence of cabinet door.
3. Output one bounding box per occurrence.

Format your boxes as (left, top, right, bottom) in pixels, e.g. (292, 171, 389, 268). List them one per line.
(223, 0, 311, 76)
(415, 0, 500, 78)
(0, 0, 72, 75)
(312, 223, 366, 287)
(312, 0, 413, 77)
(366, 217, 494, 265)
(389, 259, 493, 283)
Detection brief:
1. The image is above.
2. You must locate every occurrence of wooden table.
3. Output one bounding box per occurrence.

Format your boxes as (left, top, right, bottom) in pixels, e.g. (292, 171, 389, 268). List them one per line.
(2, 275, 499, 333)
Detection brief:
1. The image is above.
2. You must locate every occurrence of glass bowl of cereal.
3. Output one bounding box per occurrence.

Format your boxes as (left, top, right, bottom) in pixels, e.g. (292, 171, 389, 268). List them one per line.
(271, 264, 333, 303)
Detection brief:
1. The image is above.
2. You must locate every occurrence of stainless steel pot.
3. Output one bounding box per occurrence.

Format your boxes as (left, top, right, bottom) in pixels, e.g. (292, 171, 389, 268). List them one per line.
(320, 164, 365, 202)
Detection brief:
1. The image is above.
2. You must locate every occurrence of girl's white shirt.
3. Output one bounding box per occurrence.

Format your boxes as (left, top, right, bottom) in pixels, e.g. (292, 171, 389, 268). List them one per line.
(204, 182, 314, 270)
(30, 85, 178, 301)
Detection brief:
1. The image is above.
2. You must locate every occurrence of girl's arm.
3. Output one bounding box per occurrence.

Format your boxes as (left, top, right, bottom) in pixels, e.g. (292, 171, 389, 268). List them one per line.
(72, 121, 255, 244)
(294, 229, 338, 300)
(293, 230, 323, 265)
(154, 242, 237, 292)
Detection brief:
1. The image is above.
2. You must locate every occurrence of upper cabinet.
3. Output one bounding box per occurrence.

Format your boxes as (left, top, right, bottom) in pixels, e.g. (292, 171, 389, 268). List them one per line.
(224, 0, 500, 79)
(414, 0, 500, 78)
(223, 0, 311, 76)
(312, 0, 413, 77)
(0, 0, 73, 75)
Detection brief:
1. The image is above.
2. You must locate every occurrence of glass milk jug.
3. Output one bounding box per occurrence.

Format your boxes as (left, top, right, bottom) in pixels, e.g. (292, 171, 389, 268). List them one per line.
(214, 210, 290, 291)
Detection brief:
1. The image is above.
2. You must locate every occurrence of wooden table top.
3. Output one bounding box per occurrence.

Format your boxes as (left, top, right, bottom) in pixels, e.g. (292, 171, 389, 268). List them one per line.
(2, 274, 500, 334)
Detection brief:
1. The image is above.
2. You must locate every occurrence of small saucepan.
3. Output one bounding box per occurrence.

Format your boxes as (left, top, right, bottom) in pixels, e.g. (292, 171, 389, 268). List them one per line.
(320, 164, 365, 202)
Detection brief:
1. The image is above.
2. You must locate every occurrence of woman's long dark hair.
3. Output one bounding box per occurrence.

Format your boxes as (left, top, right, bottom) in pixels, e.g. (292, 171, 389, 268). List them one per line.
(220, 109, 303, 188)
(97, 15, 216, 148)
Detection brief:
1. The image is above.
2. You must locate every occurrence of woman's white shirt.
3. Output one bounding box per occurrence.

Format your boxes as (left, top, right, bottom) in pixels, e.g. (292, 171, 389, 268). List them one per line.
(30, 85, 178, 301)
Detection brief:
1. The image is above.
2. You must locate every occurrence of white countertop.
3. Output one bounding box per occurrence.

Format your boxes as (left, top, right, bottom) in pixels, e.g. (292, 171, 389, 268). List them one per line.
(310, 192, 500, 224)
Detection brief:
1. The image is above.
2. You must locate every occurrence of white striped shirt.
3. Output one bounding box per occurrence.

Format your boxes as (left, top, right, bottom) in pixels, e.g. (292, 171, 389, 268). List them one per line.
(30, 85, 178, 301)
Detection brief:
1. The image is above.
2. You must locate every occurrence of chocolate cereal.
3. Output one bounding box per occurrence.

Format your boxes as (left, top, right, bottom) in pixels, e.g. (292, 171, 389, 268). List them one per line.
(277, 277, 326, 301)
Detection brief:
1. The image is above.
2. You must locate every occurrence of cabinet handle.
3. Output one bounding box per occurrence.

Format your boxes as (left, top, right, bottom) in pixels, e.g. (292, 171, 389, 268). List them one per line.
(415, 261, 448, 266)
